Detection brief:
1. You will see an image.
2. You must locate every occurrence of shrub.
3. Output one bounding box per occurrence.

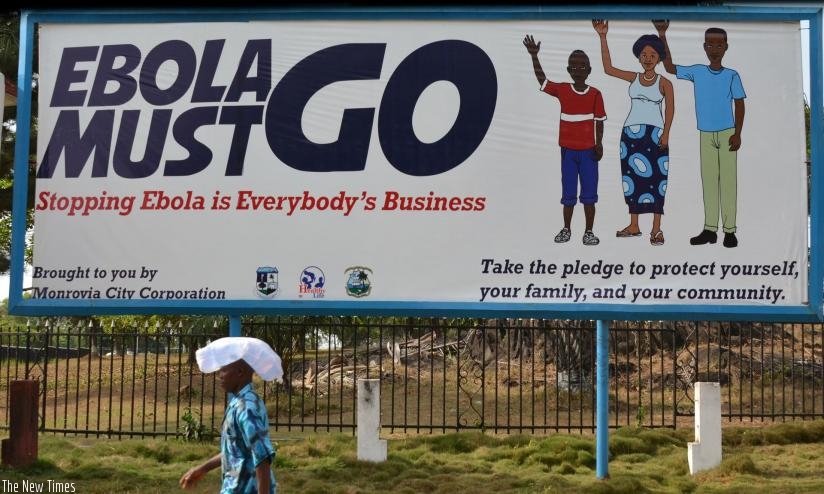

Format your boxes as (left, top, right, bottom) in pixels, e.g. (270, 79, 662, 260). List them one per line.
(178, 407, 217, 442)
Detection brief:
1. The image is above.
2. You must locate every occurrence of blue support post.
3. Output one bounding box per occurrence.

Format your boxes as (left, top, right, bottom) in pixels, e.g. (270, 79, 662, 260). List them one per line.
(810, 8, 824, 319)
(596, 320, 609, 479)
(8, 12, 34, 310)
(229, 316, 241, 337)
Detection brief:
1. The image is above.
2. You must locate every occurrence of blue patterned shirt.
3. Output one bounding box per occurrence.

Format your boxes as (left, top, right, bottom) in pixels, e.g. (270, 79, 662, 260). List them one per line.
(221, 383, 276, 494)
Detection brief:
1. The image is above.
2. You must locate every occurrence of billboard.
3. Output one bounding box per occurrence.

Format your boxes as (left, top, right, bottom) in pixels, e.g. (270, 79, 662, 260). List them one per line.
(8, 6, 824, 320)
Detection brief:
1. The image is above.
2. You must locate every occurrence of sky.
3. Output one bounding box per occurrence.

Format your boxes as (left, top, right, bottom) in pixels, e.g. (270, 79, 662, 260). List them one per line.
(1, 8, 823, 303)
(802, 19, 815, 102)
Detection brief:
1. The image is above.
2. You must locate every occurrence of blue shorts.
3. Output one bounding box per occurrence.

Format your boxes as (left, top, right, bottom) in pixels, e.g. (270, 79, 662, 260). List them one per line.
(560, 147, 599, 206)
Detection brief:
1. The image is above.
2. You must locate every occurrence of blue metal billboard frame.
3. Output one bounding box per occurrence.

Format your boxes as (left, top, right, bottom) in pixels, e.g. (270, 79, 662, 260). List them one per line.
(8, 5, 824, 321)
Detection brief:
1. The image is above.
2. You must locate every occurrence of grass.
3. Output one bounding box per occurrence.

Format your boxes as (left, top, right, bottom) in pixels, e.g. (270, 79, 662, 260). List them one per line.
(3, 420, 824, 493)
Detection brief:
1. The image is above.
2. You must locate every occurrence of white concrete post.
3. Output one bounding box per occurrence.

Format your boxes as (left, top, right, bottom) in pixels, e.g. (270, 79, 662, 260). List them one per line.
(688, 382, 722, 474)
(357, 378, 387, 462)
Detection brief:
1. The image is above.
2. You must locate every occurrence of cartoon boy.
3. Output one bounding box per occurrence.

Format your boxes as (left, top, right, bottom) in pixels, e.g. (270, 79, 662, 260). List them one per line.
(654, 20, 746, 248)
(524, 34, 607, 246)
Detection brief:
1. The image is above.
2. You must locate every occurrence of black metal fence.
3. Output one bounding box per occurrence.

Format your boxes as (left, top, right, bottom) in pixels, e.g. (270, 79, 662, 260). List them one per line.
(1, 318, 822, 438)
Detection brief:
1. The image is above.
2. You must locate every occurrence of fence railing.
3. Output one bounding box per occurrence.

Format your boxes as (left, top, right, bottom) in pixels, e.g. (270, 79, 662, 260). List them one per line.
(0, 318, 822, 438)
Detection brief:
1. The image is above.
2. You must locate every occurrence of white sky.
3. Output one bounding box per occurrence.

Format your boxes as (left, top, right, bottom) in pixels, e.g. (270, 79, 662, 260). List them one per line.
(2, 268, 30, 302)
(802, 19, 814, 102)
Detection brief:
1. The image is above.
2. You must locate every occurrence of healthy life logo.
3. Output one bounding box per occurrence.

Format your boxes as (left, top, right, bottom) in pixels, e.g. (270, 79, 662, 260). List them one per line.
(299, 266, 326, 298)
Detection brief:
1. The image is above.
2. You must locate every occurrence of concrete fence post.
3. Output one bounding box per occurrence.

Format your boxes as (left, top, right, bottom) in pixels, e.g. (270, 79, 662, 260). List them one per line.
(357, 378, 387, 462)
(688, 382, 722, 475)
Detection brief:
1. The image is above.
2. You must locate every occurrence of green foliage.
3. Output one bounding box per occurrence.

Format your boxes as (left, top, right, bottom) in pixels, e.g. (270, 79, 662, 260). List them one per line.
(427, 431, 485, 454)
(723, 421, 824, 448)
(608, 427, 687, 459)
(0, 296, 29, 326)
(134, 443, 174, 464)
(805, 98, 811, 159)
(635, 403, 647, 428)
(0, 11, 38, 276)
(3, 421, 824, 493)
(610, 435, 657, 457)
(93, 314, 223, 334)
(542, 434, 595, 454)
(617, 453, 652, 463)
(177, 407, 217, 443)
(0, 11, 22, 83)
(576, 449, 596, 469)
(718, 453, 760, 475)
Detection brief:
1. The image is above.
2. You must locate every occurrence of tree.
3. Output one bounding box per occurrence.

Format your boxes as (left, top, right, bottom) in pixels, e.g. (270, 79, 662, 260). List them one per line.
(0, 10, 37, 275)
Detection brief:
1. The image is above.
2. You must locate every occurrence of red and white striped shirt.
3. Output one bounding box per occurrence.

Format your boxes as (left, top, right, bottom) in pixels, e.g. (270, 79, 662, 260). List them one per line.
(541, 81, 607, 151)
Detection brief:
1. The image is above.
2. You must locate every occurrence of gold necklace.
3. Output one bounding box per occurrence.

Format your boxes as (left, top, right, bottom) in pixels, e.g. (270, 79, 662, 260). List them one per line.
(642, 72, 656, 82)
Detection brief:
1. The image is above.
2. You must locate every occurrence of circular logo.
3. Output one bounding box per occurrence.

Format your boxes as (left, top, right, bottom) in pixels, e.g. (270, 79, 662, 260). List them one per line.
(299, 266, 326, 298)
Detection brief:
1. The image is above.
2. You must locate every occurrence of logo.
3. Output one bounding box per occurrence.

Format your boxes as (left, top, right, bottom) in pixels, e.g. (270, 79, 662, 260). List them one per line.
(255, 266, 279, 298)
(299, 266, 326, 299)
(344, 266, 373, 298)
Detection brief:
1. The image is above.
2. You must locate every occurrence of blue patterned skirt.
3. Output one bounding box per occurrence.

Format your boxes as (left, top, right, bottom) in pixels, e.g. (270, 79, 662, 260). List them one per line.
(620, 124, 669, 215)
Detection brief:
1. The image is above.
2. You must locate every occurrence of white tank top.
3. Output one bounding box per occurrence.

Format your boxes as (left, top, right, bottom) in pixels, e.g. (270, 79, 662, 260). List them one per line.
(623, 74, 664, 129)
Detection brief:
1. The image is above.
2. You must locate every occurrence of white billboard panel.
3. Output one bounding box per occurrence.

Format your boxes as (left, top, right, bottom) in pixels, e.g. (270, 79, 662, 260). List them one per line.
(16, 11, 816, 318)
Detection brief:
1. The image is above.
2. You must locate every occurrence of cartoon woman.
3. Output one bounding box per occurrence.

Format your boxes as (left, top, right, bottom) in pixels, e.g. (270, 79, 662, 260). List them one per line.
(593, 20, 674, 246)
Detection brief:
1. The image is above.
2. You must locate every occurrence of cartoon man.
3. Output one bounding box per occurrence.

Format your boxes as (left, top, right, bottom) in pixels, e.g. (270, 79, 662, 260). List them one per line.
(524, 34, 606, 246)
(654, 20, 746, 248)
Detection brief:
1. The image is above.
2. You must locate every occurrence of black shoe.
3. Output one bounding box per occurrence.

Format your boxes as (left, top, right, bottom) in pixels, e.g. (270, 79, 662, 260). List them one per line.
(690, 229, 717, 245)
(723, 232, 738, 248)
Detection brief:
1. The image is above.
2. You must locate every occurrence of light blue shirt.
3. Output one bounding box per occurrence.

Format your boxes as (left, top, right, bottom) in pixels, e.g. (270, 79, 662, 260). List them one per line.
(676, 64, 746, 132)
(221, 383, 276, 494)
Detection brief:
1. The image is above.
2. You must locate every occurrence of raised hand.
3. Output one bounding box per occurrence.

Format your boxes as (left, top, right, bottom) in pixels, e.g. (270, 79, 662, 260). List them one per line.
(523, 34, 540, 55)
(652, 19, 669, 34)
(592, 19, 608, 35)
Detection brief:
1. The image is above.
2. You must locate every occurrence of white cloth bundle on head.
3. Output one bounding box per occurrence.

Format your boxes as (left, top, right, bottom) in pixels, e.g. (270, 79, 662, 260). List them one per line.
(196, 336, 283, 381)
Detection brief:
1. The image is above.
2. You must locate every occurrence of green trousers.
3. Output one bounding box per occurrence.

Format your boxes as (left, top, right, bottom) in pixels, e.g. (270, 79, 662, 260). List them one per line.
(699, 128, 737, 234)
